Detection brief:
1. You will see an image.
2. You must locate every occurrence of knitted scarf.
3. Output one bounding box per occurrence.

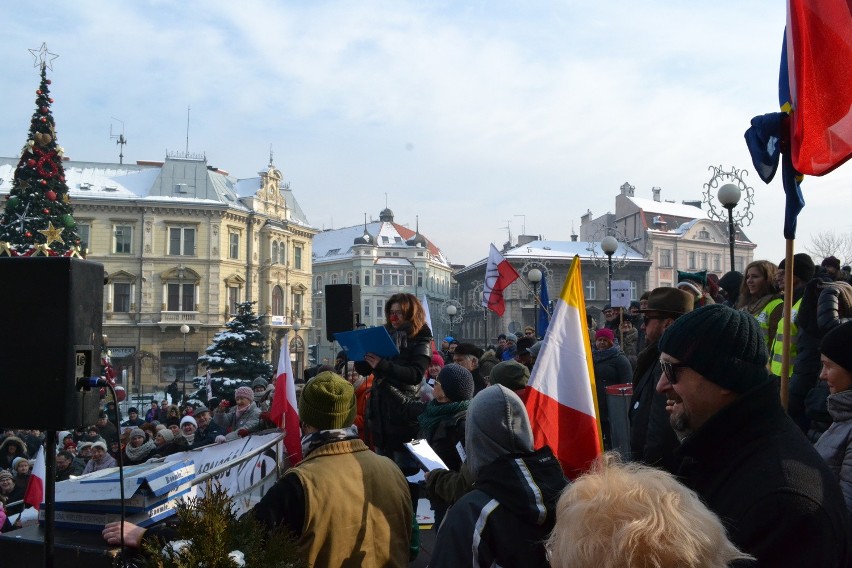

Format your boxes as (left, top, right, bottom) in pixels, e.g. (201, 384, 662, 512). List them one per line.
(417, 400, 470, 439)
(301, 425, 360, 458)
(125, 439, 156, 462)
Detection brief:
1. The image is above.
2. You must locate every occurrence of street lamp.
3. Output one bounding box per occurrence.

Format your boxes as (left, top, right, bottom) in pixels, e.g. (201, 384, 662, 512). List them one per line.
(180, 323, 190, 404)
(291, 321, 301, 382)
(446, 304, 458, 337)
(718, 183, 741, 272)
(528, 268, 542, 329)
(601, 235, 619, 304)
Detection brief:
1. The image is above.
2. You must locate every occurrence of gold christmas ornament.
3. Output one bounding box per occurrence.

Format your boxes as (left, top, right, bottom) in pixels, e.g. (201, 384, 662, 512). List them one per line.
(34, 132, 53, 146)
(31, 243, 51, 256)
(0, 242, 14, 256)
(38, 221, 65, 246)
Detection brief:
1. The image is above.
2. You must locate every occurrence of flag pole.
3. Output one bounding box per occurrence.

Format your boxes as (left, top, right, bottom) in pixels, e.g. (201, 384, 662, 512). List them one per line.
(780, 239, 795, 410)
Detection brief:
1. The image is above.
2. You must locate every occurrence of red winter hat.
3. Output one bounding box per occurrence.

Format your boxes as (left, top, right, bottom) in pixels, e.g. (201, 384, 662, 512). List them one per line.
(595, 328, 615, 344)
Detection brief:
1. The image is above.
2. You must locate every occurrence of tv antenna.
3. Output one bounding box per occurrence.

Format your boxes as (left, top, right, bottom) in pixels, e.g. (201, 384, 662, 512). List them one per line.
(109, 117, 127, 164)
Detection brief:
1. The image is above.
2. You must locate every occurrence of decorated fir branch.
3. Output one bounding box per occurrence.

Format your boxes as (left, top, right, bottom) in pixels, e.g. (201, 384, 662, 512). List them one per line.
(138, 483, 305, 568)
(0, 43, 84, 258)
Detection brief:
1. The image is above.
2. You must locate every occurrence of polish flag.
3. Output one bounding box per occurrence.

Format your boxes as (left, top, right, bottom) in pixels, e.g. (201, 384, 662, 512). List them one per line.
(525, 255, 601, 479)
(482, 244, 520, 316)
(24, 446, 45, 510)
(269, 340, 303, 466)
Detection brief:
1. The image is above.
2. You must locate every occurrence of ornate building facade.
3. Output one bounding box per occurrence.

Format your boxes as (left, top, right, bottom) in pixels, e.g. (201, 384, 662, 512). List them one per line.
(453, 236, 652, 345)
(0, 153, 317, 391)
(580, 183, 756, 289)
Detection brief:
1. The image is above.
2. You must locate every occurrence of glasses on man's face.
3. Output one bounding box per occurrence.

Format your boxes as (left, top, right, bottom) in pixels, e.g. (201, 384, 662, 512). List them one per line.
(659, 359, 690, 385)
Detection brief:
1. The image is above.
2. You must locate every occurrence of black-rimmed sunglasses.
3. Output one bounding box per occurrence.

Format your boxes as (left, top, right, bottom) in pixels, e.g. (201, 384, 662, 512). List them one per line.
(659, 359, 690, 384)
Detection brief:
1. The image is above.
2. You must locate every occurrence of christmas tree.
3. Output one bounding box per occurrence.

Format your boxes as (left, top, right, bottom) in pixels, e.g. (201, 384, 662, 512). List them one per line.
(0, 44, 82, 257)
(196, 302, 274, 402)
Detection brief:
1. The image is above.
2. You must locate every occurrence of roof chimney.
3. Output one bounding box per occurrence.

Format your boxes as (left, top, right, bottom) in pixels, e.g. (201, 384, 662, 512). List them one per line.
(652, 187, 661, 202)
(620, 182, 635, 197)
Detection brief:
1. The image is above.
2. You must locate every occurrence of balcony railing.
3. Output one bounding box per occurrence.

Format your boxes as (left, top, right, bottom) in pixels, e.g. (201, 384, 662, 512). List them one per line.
(159, 311, 200, 323)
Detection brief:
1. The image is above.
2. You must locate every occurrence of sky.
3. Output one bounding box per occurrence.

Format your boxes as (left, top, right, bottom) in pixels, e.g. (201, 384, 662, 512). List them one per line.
(1, 1, 850, 267)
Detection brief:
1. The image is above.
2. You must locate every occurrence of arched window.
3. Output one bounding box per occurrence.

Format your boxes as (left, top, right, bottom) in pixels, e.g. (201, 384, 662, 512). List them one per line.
(279, 244, 286, 265)
(330, 273, 339, 285)
(271, 241, 279, 264)
(315, 275, 323, 291)
(347, 272, 354, 284)
(272, 285, 284, 316)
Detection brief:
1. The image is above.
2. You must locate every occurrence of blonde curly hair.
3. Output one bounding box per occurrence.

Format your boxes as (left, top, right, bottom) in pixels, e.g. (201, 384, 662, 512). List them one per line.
(546, 453, 753, 568)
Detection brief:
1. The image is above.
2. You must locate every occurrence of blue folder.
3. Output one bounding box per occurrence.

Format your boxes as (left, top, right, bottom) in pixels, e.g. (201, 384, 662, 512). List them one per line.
(334, 326, 400, 362)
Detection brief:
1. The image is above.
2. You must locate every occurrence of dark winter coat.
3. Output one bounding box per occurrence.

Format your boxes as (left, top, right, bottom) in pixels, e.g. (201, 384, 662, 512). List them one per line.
(675, 378, 850, 567)
(191, 421, 225, 449)
(815, 389, 852, 516)
(592, 345, 632, 449)
(430, 447, 566, 567)
(213, 402, 262, 440)
(56, 457, 86, 482)
(628, 342, 679, 472)
(359, 323, 432, 453)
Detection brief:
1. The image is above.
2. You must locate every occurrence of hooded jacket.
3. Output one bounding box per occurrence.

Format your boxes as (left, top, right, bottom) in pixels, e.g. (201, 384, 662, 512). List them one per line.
(0, 436, 28, 470)
(815, 389, 852, 515)
(431, 385, 567, 567)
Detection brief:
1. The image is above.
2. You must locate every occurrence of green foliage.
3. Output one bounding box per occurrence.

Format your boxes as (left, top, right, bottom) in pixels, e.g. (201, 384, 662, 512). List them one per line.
(138, 483, 306, 568)
(0, 62, 81, 255)
(198, 301, 275, 383)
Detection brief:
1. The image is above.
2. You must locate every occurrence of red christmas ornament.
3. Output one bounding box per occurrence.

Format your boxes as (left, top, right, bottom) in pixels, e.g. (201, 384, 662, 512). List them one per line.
(25, 231, 32, 238)
(40, 179, 47, 186)
(36, 89, 42, 95)
(40, 117, 47, 123)
(46, 80, 51, 85)
(27, 159, 35, 167)
(40, 106, 49, 113)
(43, 208, 50, 214)
(49, 98, 54, 103)
(46, 190, 56, 201)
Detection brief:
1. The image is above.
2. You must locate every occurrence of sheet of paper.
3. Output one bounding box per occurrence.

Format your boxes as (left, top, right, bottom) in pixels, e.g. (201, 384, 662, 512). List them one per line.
(405, 439, 448, 472)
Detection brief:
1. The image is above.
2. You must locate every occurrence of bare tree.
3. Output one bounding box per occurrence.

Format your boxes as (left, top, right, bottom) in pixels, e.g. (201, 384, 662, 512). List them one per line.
(805, 230, 852, 266)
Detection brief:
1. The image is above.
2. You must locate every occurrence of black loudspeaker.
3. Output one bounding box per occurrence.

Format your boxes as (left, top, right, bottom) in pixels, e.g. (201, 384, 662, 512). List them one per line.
(0, 257, 104, 430)
(325, 284, 362, 341)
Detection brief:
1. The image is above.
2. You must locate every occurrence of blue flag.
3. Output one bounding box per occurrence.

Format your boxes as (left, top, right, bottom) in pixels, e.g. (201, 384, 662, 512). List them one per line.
(537, 273, 551, 338)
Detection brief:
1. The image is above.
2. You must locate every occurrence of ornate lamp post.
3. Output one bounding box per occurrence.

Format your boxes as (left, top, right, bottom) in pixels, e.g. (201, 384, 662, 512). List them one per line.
(179, 323, 190, 403)
(291, 320, 301, 381)
(702, 165, 754, 273)
(601, 236, 619, 304)
(718, 184, 741, 272)
(441, 299, 464, 339)
(527, 268, 543, 335)
(446, 304, 457, 337)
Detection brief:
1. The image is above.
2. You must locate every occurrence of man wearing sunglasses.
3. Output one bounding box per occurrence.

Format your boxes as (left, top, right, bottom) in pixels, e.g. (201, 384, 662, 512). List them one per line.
(656, 304, 849, 567)
(629, 287, 693, 473)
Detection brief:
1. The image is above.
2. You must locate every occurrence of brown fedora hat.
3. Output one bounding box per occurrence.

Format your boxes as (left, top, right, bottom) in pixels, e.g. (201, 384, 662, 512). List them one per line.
(639, 287, 694, 316)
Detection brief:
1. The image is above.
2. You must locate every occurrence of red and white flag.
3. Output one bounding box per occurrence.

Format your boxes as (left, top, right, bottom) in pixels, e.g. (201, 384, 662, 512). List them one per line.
(24, 446, 45, 511)
(269, 340, 303, 466)
(525, 255, 601, 479)
(482, 244, 520, 316)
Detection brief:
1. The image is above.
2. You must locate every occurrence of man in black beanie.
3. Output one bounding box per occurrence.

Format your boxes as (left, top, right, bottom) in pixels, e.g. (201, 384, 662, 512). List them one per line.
(656, 304, 850, 567)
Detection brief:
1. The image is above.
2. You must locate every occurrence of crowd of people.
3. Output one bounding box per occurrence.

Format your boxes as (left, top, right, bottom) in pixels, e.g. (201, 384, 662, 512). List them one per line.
(3, 261, 852, 566)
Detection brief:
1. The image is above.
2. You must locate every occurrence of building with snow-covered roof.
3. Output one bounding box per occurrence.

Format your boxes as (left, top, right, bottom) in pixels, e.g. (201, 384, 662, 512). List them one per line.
(0, 152, 317, 389)
(311, 208, 454, 363)
(580, 182, 756, 290)
(453, 235, 651, 344)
